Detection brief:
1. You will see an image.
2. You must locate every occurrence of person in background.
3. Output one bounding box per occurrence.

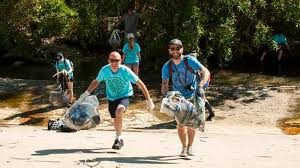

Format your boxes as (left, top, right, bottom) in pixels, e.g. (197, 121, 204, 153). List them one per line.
(55, 52, 74, 105)
(119, 6, 139, 40)
(122, 33, 141, 77)
(259, 32, 290, 75)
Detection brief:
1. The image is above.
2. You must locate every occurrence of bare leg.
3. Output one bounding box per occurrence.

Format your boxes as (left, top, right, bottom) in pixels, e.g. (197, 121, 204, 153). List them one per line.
(67, 81, 73, 103)
(114, 105, 125, 136)
(260, 51, 266, 73)
(187, 128, 196, 146)
(132, 64, 139, 77)
(125, 64, 133, 71)
(277, 49, 283, 62)
(277, 49, 283, 76)
(177, 124, 187, 147)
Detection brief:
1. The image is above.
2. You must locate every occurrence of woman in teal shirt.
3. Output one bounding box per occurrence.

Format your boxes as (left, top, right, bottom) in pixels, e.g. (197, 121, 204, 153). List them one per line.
(55, 52, 74, 104)
(122, 33, 141, 76)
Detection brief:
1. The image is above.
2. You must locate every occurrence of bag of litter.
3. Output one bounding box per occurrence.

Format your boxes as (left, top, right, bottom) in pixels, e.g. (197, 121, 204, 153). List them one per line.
(62, 95, 101, 130)
(109, 29, 121, 48)
(49, 90, 68, 106)
(160, 91, 205, 129)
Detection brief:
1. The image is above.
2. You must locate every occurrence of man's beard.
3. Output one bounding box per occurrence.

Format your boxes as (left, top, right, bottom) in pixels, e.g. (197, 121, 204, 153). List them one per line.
(170, 53, 181, 60)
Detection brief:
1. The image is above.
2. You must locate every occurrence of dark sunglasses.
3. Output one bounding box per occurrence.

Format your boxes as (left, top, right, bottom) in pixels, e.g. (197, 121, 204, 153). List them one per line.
(109, 59, 121, 63)
(169, 47, 181, 51)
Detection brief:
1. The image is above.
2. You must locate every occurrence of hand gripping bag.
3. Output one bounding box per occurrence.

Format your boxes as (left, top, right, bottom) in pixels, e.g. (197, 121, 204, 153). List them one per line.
(160, 91, 205, 130)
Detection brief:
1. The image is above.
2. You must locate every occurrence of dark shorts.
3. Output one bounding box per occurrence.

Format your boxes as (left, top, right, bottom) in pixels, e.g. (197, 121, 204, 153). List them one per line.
(58, 74, 74, 82)
(68, 77, 74, 82)
(108, 97, 130, 118)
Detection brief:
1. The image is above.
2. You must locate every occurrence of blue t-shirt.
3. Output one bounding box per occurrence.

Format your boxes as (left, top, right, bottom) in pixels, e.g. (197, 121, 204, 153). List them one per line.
(96, 65, 139, 101)
(162, 56, 203, 99)
(55, 59, 73, 79)
(272, 34, 288, 45)
(122, 42, 141, 64)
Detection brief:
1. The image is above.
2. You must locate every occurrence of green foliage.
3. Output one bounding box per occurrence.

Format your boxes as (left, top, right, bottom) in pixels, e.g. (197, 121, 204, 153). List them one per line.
(0, 23, 12, 53)
(0, 0, 299, 69)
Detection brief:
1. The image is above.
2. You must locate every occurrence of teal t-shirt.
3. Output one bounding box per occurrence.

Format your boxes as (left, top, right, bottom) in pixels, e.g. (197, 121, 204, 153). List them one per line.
(272, 34, 288, 45)
(96, 65, 139, 101)
(55, 59, 73, 79)
(122, 42, 141, 64)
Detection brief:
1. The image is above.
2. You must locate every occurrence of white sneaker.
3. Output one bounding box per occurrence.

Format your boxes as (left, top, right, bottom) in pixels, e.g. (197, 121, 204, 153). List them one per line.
(187, 146, 194, 156)
(179, 147, 188, 157)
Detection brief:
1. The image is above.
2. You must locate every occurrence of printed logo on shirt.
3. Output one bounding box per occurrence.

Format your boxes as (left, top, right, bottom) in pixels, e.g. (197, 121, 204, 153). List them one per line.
(106, 77, 127, 96)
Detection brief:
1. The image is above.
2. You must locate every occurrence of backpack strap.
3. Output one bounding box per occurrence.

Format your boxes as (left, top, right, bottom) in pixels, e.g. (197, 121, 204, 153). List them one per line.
(183, 56, 195, 74)
(56, 61, 58, 70)
(168, 60, 173, 79)
(168, 60, 173, 89)
(63, 59, 68, 69)
(168, 56, 202, 89)
(184, 55, 203, 81)
(168, 56, 195, 82)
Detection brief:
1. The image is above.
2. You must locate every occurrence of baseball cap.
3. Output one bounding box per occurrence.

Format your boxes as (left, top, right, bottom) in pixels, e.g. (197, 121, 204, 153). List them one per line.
(56, 52, 64, 57)
(169, 39, 183, 47)
(127, 33, 135, 39)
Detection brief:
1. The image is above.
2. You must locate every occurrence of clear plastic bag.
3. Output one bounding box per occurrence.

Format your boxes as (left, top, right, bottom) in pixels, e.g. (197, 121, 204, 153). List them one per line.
(62, 95, 100, 130)
(160, 91, 205, 129)
(109, 29, 121, 48)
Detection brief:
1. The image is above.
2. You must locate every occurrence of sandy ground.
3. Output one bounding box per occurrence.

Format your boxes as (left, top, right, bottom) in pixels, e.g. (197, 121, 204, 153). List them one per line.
(1, 78, 300, 167)
(0, 125, 300, 168)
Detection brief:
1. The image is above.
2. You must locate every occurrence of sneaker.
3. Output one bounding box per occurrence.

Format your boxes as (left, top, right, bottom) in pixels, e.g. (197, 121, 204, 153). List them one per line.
(187, 146, 194, 156)
(199, 122, 205, 132)
(179, 147, 188, 157)
(206, 114, 215, 121)
(112, 139, 124, 150)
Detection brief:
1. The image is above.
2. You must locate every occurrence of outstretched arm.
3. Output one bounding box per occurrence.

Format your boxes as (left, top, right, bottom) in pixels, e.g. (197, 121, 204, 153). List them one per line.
(198, 66, 210, 88)
(136, 79, 155, 112)
(161, 79, 169, 96)
(136, 79, 151, 100)
(86, 80, 100, 94)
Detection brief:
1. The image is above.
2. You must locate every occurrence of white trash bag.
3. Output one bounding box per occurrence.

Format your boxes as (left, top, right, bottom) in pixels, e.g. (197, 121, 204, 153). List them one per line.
(160, 91, 205, 130)
(62, 95, 101, 130)
(109, 29, 121, 48)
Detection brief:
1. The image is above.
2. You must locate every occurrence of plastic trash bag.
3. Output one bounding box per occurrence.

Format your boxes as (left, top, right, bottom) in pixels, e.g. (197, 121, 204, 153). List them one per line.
(62, 95, 101, 130)
(160, 91, 205, 130)
(49, 90, 68, 106)
(109, 29, 121, 48)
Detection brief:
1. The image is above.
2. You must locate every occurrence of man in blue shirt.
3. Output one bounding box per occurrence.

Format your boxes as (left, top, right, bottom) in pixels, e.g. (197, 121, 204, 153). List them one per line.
(161, 39, 210, 157)
(79, 51, 154, 150)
